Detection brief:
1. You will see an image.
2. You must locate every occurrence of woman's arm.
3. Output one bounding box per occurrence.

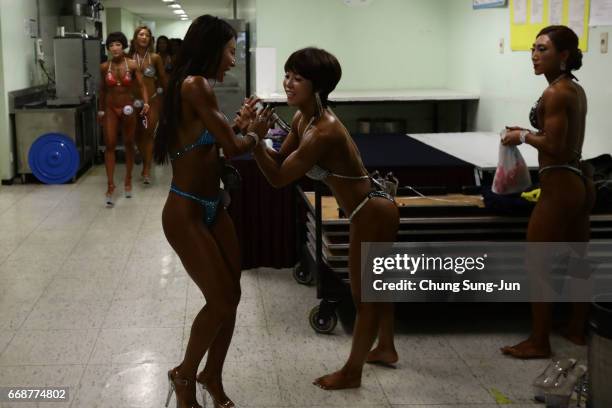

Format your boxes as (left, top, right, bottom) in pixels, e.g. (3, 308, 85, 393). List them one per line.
(182, 76, 260, 157)
(98, 63, 107, 121)
(524, 88, 570, 156)
(502, 87, 570, 157)
(131, 59, 149, 114)
(253, 126, 324, 188)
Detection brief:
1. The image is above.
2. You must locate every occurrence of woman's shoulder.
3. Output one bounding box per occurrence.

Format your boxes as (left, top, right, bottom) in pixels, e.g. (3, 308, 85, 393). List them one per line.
(181, 76, 214, 100)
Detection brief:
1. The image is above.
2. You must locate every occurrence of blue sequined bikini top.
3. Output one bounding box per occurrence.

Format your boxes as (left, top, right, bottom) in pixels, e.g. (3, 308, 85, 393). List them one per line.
(170, 130, 216, 161)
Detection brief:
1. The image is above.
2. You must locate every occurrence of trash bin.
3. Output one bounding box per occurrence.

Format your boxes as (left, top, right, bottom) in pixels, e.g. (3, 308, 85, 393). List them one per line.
(588, 294, 612, 408)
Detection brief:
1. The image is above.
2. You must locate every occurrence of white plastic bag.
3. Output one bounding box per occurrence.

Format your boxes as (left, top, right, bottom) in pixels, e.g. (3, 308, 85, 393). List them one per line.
(492, 132, 532, 194)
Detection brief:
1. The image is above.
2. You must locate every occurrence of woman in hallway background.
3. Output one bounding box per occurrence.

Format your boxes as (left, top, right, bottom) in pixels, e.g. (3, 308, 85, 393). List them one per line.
(129, 25, 168, 185)
(98, 31, 148, 206)
(156, 35, 174, 74)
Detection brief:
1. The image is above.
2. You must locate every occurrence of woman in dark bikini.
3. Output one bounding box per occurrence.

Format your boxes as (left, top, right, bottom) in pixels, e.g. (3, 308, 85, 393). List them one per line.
(252, 47, 400, 390)
(154, 15, 264, 408)
(500, 25, 595, 359)
(98, 32, 148, 206)
(129, 26, 168, 185)
(156, 35, 174, 74)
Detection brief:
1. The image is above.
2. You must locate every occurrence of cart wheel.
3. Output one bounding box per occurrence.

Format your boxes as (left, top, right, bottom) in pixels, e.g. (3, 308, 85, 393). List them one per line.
(309, 305, 337, 334)
(293, 263, 313, 285)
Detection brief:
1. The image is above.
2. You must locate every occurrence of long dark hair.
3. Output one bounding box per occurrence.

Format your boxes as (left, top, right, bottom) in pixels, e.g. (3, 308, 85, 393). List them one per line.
(128, 25, 154, 57)
(156, 35, 170, 55)
(154, 15, 236, 164)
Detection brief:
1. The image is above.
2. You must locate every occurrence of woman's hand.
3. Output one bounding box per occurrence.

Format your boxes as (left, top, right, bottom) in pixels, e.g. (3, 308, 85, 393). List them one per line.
(248, 106, 275, 139)
(501, 129, 522, 146)
(234, 96, 260, 133)
(141, 103, 150, 116)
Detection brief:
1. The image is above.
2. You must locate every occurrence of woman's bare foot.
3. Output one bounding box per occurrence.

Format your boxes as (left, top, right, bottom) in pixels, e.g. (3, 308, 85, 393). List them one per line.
(500, 338, 551, 359)
(196, 372, 234, 407)
(366, 347, 398, 368)
(313, 369, 361, 390)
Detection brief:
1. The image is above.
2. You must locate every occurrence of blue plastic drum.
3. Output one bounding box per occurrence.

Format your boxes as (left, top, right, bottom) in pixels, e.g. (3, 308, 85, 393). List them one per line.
(28, 133, 79, 184)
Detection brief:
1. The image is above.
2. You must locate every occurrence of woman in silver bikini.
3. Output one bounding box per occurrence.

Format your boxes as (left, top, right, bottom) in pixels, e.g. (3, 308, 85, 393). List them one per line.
(501, 25, 595, 359)
(252, 47, 400, 390)
(129, 25, 168, 185)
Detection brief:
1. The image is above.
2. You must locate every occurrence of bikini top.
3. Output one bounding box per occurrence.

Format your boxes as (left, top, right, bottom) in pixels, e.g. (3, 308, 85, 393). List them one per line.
(105, 58, 132, 87)
(136, 51, 156, 78)
(299, 114, 369, 182)
(170, 130, 216, 161)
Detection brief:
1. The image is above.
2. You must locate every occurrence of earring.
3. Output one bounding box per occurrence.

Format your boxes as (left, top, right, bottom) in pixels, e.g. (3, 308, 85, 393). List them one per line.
(315, 92, 324, 118)
(560, 61, 567, 71)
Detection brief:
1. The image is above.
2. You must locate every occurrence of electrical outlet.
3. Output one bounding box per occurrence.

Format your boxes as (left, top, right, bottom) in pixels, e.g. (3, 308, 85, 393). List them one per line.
(499, 37, 505, 54)
(601, 32, 609, 54)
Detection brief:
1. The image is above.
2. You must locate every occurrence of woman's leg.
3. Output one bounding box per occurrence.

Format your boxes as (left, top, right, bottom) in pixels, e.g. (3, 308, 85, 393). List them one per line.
(562, 177, 595, 345)
(500, 198, 561, 358)
(314, 198, 399, 390)
(197, 209, 242, 404)
(103, 110, 119, 195)
(366, 302, 398, 366)
(140, 100, 160, 181)
(164, 212, 241, 406)
(121, 113, 137, 193)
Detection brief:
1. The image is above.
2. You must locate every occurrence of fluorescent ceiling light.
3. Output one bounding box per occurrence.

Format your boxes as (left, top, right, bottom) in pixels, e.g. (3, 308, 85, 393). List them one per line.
(169, 4, 181, 8)
(180, 17, 189, 20)
(173, 9, 185, 14)
(162, 0, 173, 2)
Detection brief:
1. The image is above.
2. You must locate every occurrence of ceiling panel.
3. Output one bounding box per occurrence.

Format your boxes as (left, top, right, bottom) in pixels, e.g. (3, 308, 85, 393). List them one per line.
(103, 0, 235, 19)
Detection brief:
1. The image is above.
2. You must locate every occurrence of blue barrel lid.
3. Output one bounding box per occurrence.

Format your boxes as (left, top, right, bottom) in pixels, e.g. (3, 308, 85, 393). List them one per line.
(28, 133, 79, 184)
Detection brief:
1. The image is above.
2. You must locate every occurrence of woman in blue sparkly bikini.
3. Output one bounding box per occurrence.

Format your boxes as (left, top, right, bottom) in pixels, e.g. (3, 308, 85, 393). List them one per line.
(154, 15, 269, 408)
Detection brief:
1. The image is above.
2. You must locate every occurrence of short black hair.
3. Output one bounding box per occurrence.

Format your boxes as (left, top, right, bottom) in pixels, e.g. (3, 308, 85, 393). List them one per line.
(105, 32, 128, 50)
(537, 25, 583, 72)
(284, 47, 342, 107)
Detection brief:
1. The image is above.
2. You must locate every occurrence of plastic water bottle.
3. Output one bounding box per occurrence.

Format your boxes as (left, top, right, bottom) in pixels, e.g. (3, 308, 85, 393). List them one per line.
(533, 359, 577, 402)
(545, 364, 587, 408)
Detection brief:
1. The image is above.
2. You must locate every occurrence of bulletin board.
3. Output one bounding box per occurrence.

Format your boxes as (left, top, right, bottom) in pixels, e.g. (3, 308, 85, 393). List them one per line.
(510, 0, 590, 51)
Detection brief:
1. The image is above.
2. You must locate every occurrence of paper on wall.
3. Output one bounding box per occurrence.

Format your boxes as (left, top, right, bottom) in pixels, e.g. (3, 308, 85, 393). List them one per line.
(550, 0, 564, 24)
(590, 0, 612, 26)
(568, 0, 586, 36)
(531, 0, 544, 23)
(514, 0, 527, 24)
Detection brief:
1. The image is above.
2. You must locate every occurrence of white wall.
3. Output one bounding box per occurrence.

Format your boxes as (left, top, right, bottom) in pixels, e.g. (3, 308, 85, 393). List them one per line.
(152, 19, 192, 40)
(255, 0, 450, 92)
(446, 0, 612, 158)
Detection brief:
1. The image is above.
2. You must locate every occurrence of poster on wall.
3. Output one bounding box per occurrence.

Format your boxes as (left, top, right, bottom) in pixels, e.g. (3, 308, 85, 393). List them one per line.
(589, 0, 612, 26)
(473, 0, 508, 8)
(510, 0, 590, 50)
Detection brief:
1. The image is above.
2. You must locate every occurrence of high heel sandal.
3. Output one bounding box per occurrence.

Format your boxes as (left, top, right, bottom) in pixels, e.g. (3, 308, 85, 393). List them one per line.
(165, 368, 202, 408)
(142, 174, 151, 185)
(105, 184, 115, 207)
(199, 382, 236, 408)
(124, 182, 132, 198)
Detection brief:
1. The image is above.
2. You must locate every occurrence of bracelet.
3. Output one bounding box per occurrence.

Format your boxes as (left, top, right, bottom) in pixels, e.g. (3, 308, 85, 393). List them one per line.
(519, 130, 529, 144)
(246, 131, 260, 146)
(97, 110, 105, 117)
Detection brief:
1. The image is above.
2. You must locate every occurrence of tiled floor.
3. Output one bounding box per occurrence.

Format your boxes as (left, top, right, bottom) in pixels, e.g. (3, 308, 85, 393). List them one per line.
(0, 165, 588, 407)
